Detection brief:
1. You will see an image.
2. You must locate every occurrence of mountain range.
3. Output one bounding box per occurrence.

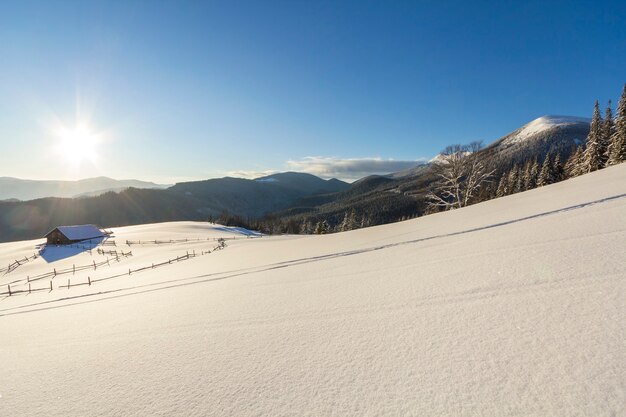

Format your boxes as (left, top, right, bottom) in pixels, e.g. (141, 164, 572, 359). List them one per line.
(0, 115, 590, 243)
(261, 115, 591, 228)
(0, 177, 169, 201)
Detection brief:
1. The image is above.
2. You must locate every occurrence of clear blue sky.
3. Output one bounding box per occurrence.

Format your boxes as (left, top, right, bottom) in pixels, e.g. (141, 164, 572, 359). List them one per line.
(0, 0, 624, 182)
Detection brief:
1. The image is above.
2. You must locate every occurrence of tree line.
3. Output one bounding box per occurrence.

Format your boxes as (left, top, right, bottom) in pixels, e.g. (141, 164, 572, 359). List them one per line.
(491, 85, 626, 199)
(428, 84, 626, 207)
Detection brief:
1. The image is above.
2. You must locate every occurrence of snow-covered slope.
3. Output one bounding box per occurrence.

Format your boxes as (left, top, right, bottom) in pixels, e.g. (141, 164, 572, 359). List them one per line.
(1, 164, 625, 416)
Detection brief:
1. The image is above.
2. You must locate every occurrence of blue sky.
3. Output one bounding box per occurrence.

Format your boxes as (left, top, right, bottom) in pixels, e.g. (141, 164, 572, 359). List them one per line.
(0, 1, 624, 182)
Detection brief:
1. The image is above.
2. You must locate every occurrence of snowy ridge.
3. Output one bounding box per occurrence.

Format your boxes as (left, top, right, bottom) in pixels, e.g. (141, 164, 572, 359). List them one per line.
(504, 115, 590, 145)
(1, 164, 625, 416)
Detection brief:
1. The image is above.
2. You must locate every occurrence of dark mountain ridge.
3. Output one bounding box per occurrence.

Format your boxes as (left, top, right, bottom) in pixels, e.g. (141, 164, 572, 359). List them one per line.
(0, 173, 349, 243)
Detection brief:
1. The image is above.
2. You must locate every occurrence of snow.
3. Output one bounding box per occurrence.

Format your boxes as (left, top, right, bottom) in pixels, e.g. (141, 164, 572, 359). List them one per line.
(505, 115, 590, 145)
(429, 151, 470, 164)
(48, 224, 104, 241)
(428, 153, 447, 163)
(1, 164, 625, 416)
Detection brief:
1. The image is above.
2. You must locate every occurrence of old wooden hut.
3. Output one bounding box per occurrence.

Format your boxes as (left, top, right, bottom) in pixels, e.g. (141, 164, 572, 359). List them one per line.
(45, 225, 105, 245)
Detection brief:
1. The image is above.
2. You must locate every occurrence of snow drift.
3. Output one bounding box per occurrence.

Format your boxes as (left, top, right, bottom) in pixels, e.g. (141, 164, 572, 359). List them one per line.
(0, 164, 625, 416)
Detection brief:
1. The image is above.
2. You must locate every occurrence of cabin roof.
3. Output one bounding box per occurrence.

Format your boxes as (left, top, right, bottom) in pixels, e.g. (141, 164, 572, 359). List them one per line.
(45, 224, 104, 241)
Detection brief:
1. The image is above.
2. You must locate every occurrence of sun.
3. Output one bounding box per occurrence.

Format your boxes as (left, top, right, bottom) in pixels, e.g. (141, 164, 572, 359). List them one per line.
(55, 124, 99, 163)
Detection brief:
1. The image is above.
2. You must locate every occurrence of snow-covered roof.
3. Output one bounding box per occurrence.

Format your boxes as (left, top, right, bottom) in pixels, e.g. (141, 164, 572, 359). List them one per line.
(46, 224, 104, 241)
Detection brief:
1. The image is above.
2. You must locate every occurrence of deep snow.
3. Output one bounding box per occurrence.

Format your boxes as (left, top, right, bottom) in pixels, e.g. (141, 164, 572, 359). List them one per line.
(0, 164, 625, 416)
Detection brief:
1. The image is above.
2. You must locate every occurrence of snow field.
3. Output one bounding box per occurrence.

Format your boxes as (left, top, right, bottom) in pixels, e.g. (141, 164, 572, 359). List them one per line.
(0, 164, 625, 416)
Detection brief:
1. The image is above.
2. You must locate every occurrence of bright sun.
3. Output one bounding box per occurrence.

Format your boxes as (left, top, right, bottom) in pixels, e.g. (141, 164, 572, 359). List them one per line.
(55, 124, 98, 163)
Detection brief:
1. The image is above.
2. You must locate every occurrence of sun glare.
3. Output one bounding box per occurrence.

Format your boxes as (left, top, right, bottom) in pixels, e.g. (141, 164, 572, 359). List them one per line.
(55, 124, 99, 164)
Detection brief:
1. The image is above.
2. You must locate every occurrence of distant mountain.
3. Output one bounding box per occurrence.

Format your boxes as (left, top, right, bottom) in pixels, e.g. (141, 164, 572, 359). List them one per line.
(0, 177, 170, 201)
(0, 172, 349, 243)
(169, 172, 349, 218)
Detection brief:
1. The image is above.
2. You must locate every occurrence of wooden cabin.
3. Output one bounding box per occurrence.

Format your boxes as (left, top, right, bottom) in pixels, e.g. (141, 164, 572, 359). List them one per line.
(45, 225, 105, 245)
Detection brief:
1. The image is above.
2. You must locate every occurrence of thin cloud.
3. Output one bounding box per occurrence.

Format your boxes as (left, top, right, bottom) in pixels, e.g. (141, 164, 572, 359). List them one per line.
(227, 169, 278, 179)
(286, 157, 427, 181)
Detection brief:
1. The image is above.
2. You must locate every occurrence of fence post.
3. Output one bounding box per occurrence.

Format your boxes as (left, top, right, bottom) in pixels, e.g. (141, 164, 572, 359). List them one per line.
(7, 284, 11, 296)
(29, 283, 31, 294)
(73, 264, 75, 275)
(67, 279, 70, 289)
(50, 281, 53, 291)
(93, 260, 97, 270)
(27, 275, 30, 283)
(88, 276, 91, 286)
(129, 268, 131, 275)
(54, 268, 57, 277)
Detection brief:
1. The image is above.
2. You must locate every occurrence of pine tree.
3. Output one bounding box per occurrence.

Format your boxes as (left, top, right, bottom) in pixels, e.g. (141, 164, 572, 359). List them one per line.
(607, 84, 626, 166)
(339, 209, 358, 231)
(314, 220, 330, 234)
(553, 153, 564, 182)
(514, 166, 523, 193)
(496, 175, 507, 197)
(537, 153, 554, 186)
(506, 166, 519, 194)
(300, 218, 313, 234)
(601, 101, 614, 166)
(520, 159, 539, 192)
(528, 158, 539, 189)
(582, 100, 604, 172)
(520, 162, 531, 191)
(359, 214, 370, 229)
(563, 145, 582, 178)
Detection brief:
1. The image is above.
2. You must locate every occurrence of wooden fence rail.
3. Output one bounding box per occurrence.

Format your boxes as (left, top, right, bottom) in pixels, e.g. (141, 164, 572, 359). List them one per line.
(3, 251, 133, 287)
(1, 242, 227, 297)
(124, 235, 260, 246)
(0, 253, 40, 275)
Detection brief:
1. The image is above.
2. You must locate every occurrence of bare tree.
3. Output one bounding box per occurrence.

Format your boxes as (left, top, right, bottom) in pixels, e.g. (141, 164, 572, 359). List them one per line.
(427, 141, 494, 210)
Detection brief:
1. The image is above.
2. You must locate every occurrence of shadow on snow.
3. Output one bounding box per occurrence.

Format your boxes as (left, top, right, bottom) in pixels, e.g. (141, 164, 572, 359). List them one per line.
(39, 237, 106, 263)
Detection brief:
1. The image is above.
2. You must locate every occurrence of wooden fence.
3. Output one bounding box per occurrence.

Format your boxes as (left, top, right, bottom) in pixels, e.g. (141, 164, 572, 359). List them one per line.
(3, 251, 133, 288)
(0, 240, 227, 297)
(124, 235, 260, 246)
(0, 253, 40, 275)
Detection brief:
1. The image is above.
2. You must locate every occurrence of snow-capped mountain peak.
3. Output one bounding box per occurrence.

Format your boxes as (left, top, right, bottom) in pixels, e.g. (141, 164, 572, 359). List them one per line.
(509, 115, 590, 144)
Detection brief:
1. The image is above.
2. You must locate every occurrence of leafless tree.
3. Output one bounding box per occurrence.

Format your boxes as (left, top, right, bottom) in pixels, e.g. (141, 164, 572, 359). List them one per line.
(427, 141, 494, 210)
